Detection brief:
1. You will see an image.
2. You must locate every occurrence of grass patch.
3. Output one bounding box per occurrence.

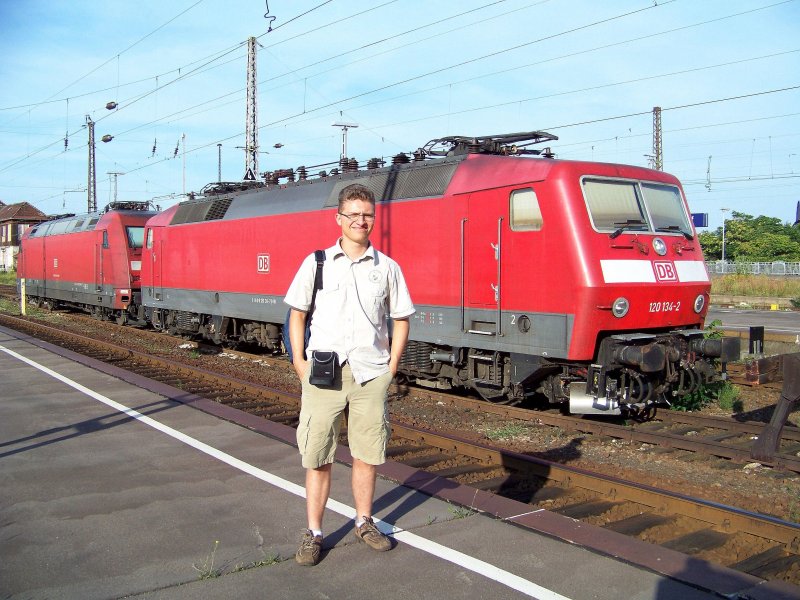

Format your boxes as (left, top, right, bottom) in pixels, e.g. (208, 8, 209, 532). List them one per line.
(0, 297, 21, 315)
(0, 270, 17, 285)
(711, 274, 800, 298)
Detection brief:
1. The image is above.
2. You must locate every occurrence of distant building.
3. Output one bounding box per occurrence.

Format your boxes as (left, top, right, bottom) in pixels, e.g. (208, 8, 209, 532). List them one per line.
(0, 202, 49, 272)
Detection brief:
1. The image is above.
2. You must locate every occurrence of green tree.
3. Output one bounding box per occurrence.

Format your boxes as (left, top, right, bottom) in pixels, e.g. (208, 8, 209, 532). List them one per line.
(698, 231, 721, 259)
(738, 233, 800, 261)
(697, 211, 800, 261)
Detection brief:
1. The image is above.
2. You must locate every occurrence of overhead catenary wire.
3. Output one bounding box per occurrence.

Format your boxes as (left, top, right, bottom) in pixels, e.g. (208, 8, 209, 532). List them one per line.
(2, 0, 797, 217)
(0, 1, 207, 117)
(76, 0, 679, 154)
(104, 84, 800, 180)
(6, 0, 772, 161)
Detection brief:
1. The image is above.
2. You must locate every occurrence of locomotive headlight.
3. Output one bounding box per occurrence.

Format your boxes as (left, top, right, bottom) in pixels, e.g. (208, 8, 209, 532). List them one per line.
(612, 297, 629, 318)
(694, 294, 706, 313)
(652, 237, 667, 256)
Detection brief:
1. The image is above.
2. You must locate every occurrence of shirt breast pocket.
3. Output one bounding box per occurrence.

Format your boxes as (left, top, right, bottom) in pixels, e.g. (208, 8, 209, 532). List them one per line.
(366, 288, 387, 322)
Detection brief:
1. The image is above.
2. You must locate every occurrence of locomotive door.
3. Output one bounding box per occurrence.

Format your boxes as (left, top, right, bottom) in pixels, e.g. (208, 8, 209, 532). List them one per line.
(151, 238, 163, 300)
(94, 237, 103, 293)
(465, 190, 505, 336)
(41, 236, 48, 299)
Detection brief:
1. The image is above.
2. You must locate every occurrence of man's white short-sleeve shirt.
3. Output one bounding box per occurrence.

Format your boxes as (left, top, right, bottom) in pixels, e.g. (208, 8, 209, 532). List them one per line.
(285, 240, 415, 383)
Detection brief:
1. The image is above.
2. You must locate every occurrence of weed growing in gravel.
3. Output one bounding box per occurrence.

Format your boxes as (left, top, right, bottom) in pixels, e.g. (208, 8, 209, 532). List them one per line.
(484, 422, 530, 441)
(192, 540, 221, 579)
(716, 381, 742, 412)
(670, 319, 740, 412)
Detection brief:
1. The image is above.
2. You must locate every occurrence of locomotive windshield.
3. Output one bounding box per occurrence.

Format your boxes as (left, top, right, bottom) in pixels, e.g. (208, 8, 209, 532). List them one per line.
(582, 178, 690, 235)
(126, 226, 145, 249)
(640, 182, 692, 233)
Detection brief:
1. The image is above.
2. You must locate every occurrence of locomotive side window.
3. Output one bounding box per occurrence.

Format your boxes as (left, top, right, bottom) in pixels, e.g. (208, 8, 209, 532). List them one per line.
(641, 183, 691, 232)
(146, 228, 153, 249)
(48, 220, 71, 236)
(126, 226, 145, 249)
(510, 188, 543, 231)
(583, 179, 647, 231)
(102, 230, 109, 249)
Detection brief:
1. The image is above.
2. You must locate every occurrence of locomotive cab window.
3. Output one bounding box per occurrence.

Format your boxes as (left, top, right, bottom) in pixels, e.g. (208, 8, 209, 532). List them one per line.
(102, 230, 109, 249)
(582, 179, 647, 231)
(126, 226, 145, 249)
(582, 178, 690, 236)
(146, 228, 153, 249)
(510, 188, 543, 231)
(641, 183, 691, 234)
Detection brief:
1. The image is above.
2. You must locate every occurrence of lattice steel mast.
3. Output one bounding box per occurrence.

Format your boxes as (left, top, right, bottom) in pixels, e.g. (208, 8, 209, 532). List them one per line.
(652, 106, 663, 171)
(86, 115, 97, 212)
(244, 36, 258, 180)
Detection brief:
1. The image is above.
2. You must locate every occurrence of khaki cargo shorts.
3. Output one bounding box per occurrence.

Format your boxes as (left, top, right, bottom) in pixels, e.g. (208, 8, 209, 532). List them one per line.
(296, 363, 392, 469)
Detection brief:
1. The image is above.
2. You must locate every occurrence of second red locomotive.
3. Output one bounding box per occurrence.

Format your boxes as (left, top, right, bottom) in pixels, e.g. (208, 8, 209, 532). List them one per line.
(17, 202, 157, 324)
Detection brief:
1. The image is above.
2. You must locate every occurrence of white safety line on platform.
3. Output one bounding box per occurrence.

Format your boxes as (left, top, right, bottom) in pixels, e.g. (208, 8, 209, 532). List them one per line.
(0, 343, 572, 600)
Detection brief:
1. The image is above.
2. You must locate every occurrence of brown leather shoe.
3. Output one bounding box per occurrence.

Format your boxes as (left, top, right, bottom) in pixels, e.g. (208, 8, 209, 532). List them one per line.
(354, 516, 392, 551)
(295, 530, 323, 566)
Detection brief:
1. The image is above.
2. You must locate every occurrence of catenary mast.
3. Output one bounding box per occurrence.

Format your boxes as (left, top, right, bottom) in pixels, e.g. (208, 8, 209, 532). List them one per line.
(244, 37, 258, 180)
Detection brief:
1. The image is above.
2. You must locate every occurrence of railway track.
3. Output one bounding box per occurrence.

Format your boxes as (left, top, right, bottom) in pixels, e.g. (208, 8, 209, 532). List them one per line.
(2, 286, 797, 464)
(6, 299, 798, 472)
(2, 312, 799, 590)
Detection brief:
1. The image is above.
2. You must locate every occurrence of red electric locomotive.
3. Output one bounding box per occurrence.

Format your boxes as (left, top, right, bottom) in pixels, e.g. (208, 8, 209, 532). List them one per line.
(17, 202, 158, 324)
(138, 132, 739, 416)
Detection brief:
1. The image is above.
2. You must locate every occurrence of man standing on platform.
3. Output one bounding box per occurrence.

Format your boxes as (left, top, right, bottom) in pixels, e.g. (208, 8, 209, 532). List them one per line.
(285, 183, 414, 566)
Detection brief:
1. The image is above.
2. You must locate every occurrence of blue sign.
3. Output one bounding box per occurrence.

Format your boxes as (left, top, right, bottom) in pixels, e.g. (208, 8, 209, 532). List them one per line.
(692, 213, 708, 227)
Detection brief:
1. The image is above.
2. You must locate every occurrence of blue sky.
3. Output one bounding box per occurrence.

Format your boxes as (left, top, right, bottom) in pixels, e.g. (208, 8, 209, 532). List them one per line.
(1, 0, 798, 230)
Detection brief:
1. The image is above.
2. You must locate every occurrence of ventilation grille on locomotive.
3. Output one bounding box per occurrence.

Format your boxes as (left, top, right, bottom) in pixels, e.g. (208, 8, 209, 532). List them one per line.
(324, 161, 460, 207)
(171, 197, 234, 225)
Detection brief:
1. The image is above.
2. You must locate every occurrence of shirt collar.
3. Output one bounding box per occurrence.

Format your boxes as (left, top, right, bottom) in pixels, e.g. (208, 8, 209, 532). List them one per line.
(332, 238, 374, 263)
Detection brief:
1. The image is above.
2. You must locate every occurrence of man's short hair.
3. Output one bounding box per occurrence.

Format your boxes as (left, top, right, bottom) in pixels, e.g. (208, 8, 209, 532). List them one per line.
(338, 183, 375, 212)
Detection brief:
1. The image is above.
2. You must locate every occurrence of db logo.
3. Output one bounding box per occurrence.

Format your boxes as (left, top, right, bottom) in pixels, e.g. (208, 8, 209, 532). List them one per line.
(257, 254, 270, 273)
(653, 261, 677, 282)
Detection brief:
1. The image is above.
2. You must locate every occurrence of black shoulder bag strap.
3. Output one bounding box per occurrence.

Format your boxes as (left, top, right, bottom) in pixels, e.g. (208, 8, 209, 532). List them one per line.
(286, 250, 326, 362)
(308, 249, 325, 318)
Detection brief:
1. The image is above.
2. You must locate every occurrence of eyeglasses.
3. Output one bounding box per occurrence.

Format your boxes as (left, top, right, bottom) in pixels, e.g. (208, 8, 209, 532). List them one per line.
(338, 212, 375, 222)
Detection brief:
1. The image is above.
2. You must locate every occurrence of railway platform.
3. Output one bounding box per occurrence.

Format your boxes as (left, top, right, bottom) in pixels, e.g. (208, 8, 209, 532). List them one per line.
(1, 324, 797, 600)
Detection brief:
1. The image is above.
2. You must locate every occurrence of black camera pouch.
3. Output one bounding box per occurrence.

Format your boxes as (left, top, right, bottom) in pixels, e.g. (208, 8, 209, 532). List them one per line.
(309, 350, 336, 386)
